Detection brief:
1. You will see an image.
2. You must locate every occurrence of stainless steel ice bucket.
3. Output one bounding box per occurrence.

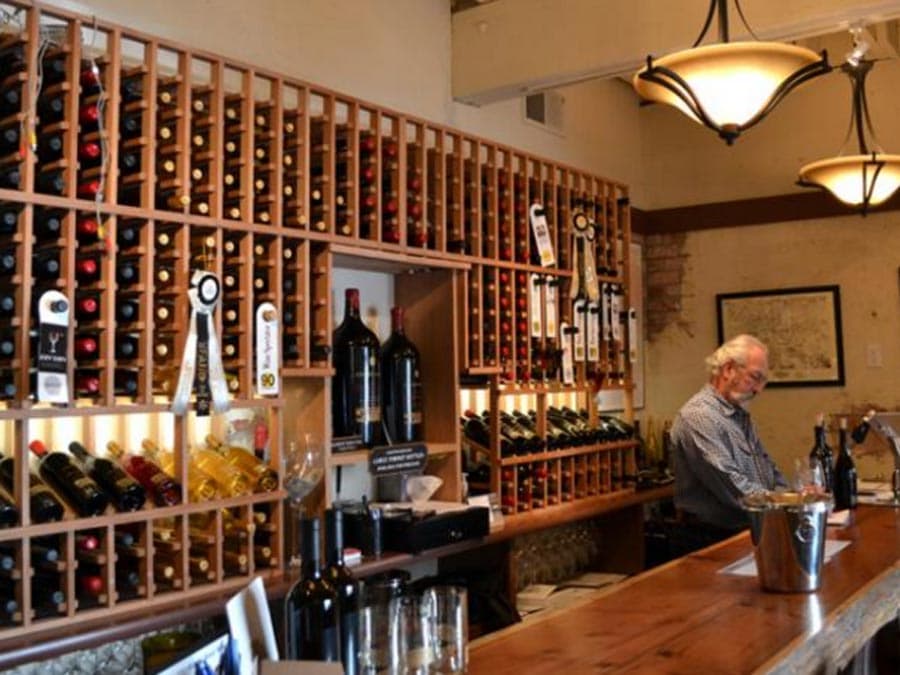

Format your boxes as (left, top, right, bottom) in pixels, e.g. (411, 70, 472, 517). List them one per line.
(743, 491, 832, 592)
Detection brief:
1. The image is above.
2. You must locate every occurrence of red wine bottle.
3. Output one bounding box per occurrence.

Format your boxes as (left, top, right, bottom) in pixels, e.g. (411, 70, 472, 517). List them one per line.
(75, 372, 101, 397)
(68, 441, 146, 512)
(381, 306, 423, 444)
(106, 441, 181, 506)
(28, 439, 109, 517)
(78, 141, 101, 164)
(0, 451, 65, 523)
(75, 257, 100, 283)
(75, 294, 100, 321)
(76, 217, 99, 243)
(78, 103, 100, 127)
(77, 179, 101, 199)
(833, 418, 858, 511)
(284, 515, 340, 662)
(332, 288, 381, 447)
(808, 412, 834, 494)
(324, 507, 360, 675)
(75, 335, 99, 359)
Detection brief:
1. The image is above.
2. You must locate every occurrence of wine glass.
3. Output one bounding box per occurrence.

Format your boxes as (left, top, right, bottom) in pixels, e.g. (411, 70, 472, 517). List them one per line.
(282, 433, 324, 565)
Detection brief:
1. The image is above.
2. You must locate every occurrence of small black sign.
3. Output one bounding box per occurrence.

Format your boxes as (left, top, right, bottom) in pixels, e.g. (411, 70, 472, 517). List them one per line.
(331, 435, 363, 454)
(369, 443, 428, 477)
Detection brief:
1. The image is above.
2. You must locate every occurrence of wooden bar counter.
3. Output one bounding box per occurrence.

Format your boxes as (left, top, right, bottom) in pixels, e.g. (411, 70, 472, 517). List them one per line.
(469, 505, 900, 674)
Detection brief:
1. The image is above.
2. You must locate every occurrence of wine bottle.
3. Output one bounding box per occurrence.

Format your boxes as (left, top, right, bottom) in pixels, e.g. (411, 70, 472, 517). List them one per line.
(114, 368, 139, 396)
(74, 335, 99, 359)
(0, 166, 20, 190)
(116, 299, 140, 322)
(36, 170, 65, 195)
(69, 441, 146, 512)
(205, 435, 278, 493)
(0, 451, 65, 523)
(0, 490, 17, 528)
(324, 507, 360, 675)
(332, 288, 382, 447)
(381, 306, 423, 445)
(189, 446, 252, 497)
(75, 257, 100, 283)
(143, 439, 219, 502)
(37, 134, 64, 162)
(106, 441, 181, 507)
(808, 412, 834, 494)
(284, 515, 340, 662)
(0, 86, 19, 116)
(0, 293, 13, 317)
(833, 418, 858, 512)
(28, 439, 109, 517)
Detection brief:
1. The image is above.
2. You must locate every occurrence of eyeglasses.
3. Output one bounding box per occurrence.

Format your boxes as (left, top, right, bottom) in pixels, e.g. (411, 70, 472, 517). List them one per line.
(738, 364, 768, 386)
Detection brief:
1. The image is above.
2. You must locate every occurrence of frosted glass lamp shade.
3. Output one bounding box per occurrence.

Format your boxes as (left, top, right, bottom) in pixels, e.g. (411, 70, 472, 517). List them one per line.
(798, 154, 900, 208)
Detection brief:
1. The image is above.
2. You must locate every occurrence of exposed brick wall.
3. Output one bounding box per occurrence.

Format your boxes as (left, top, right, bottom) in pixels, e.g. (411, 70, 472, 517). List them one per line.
(644, 232, 689, 341)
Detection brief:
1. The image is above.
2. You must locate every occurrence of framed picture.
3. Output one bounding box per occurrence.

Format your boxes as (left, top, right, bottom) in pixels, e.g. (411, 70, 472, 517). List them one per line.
(716, 285, 844, 387)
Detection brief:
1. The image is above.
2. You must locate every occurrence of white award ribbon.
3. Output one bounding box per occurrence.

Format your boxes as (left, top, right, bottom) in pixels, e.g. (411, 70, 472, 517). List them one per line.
(560, 322, 574, 385)
(529, 273, 543, 339)
(171, 271, 229, 416)
(36, 290, 70, 404)
(255, 302, 280, 396)
(587, 301, 600, 363)
(573, 298, 586, 362)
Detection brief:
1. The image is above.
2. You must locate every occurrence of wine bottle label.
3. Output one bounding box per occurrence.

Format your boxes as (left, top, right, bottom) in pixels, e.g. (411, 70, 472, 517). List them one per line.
(529, 273, 543, 339)
(255, 302, 280, 396)
(545, 281, 558, 339)
(36, 290, 71, 403)
(573, 299, 586, 362)
(560, 323, 574, 385)
(587, 302, 600, 363)
(171, 271, 229, 416)
(528, 203, 556, 267)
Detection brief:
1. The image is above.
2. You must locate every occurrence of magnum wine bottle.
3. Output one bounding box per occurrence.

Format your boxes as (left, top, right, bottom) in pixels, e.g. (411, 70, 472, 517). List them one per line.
(28, 439, 109, 517)
(68, 441, 146, 512)
(324, 507, 359, 675)
(332, 288, 381, 447)
(284, 515, 340, 662)
(380, 306, 423, 444)
(833, 418, 858, 512)
(808, 412, 834, 493)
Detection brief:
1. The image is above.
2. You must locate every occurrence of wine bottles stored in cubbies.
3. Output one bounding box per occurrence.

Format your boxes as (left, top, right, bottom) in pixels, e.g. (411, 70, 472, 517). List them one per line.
(333, 101, 355, 238)
(281, 85, 306, 229)
(222, 86, 246, 221)
(308, 94, 332, 234)
(380, 115, 400, 244)
(405, 122, 426, 248)
(252, 92, 275, 226)
(281, 237, 305, 368)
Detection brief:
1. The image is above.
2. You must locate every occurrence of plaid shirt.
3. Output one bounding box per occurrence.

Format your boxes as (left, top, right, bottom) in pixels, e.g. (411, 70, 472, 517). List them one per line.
(671, 384, 787, 530)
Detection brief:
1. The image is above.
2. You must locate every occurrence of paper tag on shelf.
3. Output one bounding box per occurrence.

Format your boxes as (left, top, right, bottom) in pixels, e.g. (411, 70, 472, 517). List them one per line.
(560, 322, 575, 385)
(255, 302, 280, 396)
(545, 279, 558, 339)
(587, 301, 600, 363)
(573, 299, 586, 362)
(36, 290, 70, 403)
(529, 273, 543, 339)
(528, 203, 556, 267)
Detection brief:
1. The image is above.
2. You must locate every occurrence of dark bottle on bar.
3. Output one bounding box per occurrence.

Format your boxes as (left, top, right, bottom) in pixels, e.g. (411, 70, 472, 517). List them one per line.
(68, 441, 146, 512)
(284, 515, 340, 662)
(833, 418, 858, 512)
(381, 306, 423, 445)
(808, 412, 834, 493)
(324, 507, 360, 675)
(0, 451, 65, 523)
(332, 288, 381, 447)
(28, 439, 108, 517)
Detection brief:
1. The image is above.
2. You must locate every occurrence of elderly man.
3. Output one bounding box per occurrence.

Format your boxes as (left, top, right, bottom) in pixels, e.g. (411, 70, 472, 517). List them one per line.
(670, 334, 787, 549)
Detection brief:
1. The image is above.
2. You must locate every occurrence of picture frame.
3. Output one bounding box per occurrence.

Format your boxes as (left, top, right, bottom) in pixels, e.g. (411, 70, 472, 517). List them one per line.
(716, 285, 845, 387)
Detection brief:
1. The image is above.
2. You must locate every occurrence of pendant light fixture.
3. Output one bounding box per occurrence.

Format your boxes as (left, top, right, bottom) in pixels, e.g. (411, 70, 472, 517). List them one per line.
(633, 0, 830, 144)
(797, 33, 900, 214)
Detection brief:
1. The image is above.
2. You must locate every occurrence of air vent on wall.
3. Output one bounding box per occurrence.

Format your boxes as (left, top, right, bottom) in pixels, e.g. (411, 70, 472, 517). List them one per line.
(524, 91, 564, 134)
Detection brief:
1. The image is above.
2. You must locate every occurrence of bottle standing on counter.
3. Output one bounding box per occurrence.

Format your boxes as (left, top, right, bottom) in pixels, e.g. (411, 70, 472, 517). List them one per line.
(332, 288, 382, 447)
(381, 306, 423, 445)
(808, 412, 834, 493)
(324, 506, 360, 675)
(284, 515, 340, 662)
(833, 418, 858, 512)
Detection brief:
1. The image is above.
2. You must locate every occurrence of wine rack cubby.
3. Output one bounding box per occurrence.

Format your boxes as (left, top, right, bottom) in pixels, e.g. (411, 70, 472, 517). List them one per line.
(0, 0, 634, 656)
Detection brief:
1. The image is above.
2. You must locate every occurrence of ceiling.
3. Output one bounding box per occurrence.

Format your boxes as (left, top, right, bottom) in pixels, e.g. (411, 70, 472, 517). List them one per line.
(450, 0, 900, 105)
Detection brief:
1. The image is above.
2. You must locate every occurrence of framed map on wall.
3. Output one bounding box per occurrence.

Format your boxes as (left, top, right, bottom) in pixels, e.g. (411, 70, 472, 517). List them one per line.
(715, 285, 845, 387)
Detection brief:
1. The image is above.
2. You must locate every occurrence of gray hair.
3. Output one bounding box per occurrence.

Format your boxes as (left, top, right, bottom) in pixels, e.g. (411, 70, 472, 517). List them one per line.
(705, 334, 768, 377)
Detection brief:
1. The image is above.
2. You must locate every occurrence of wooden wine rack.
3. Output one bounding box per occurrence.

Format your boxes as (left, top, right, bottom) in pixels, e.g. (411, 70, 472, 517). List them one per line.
(0, 0, 634, 655)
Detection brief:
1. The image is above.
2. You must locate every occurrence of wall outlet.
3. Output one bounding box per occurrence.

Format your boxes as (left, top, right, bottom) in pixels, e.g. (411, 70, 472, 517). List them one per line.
(866, 344, 883, 368)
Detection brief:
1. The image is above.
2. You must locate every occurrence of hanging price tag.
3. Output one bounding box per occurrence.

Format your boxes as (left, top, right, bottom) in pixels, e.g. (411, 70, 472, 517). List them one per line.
(255, 302, 280, 396)
(601, 283, 612, 342)
(545, 279, 558, 339)
(628, 307, 638, 363)
(587, 301, 600, 363)
(36, 290, 70, 403)
(560, 322, 574, 385)
(573, 298, 586, 362)
(529, 273, 543, 339)
(528, 203, 556, 267)
(611, 285, 623, 343)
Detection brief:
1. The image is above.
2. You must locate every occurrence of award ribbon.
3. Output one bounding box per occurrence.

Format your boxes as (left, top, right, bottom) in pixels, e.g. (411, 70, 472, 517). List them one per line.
(171, 271, 229, 416)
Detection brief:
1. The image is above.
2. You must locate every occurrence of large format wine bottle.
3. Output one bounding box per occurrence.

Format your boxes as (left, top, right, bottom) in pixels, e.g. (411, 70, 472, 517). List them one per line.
(332, 288, 381, 447)
(0, 451, 65, 523)
(808, 412, 834, 493)
(28, 440, 108, 517)
(68, 441, 146, 512)
(324, 507, 360, 675)
(833, 418, 858, 512)
(380, 306, 423, 445)
(284, 516, 340, 662)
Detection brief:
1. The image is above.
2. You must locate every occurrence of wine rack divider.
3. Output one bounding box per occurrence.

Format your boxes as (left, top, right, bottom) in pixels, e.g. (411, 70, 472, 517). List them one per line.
(0, 0, 632, 652)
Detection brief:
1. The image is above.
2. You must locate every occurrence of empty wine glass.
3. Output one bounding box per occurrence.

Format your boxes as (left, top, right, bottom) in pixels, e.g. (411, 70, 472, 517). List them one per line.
(283, 433, 324, 566)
